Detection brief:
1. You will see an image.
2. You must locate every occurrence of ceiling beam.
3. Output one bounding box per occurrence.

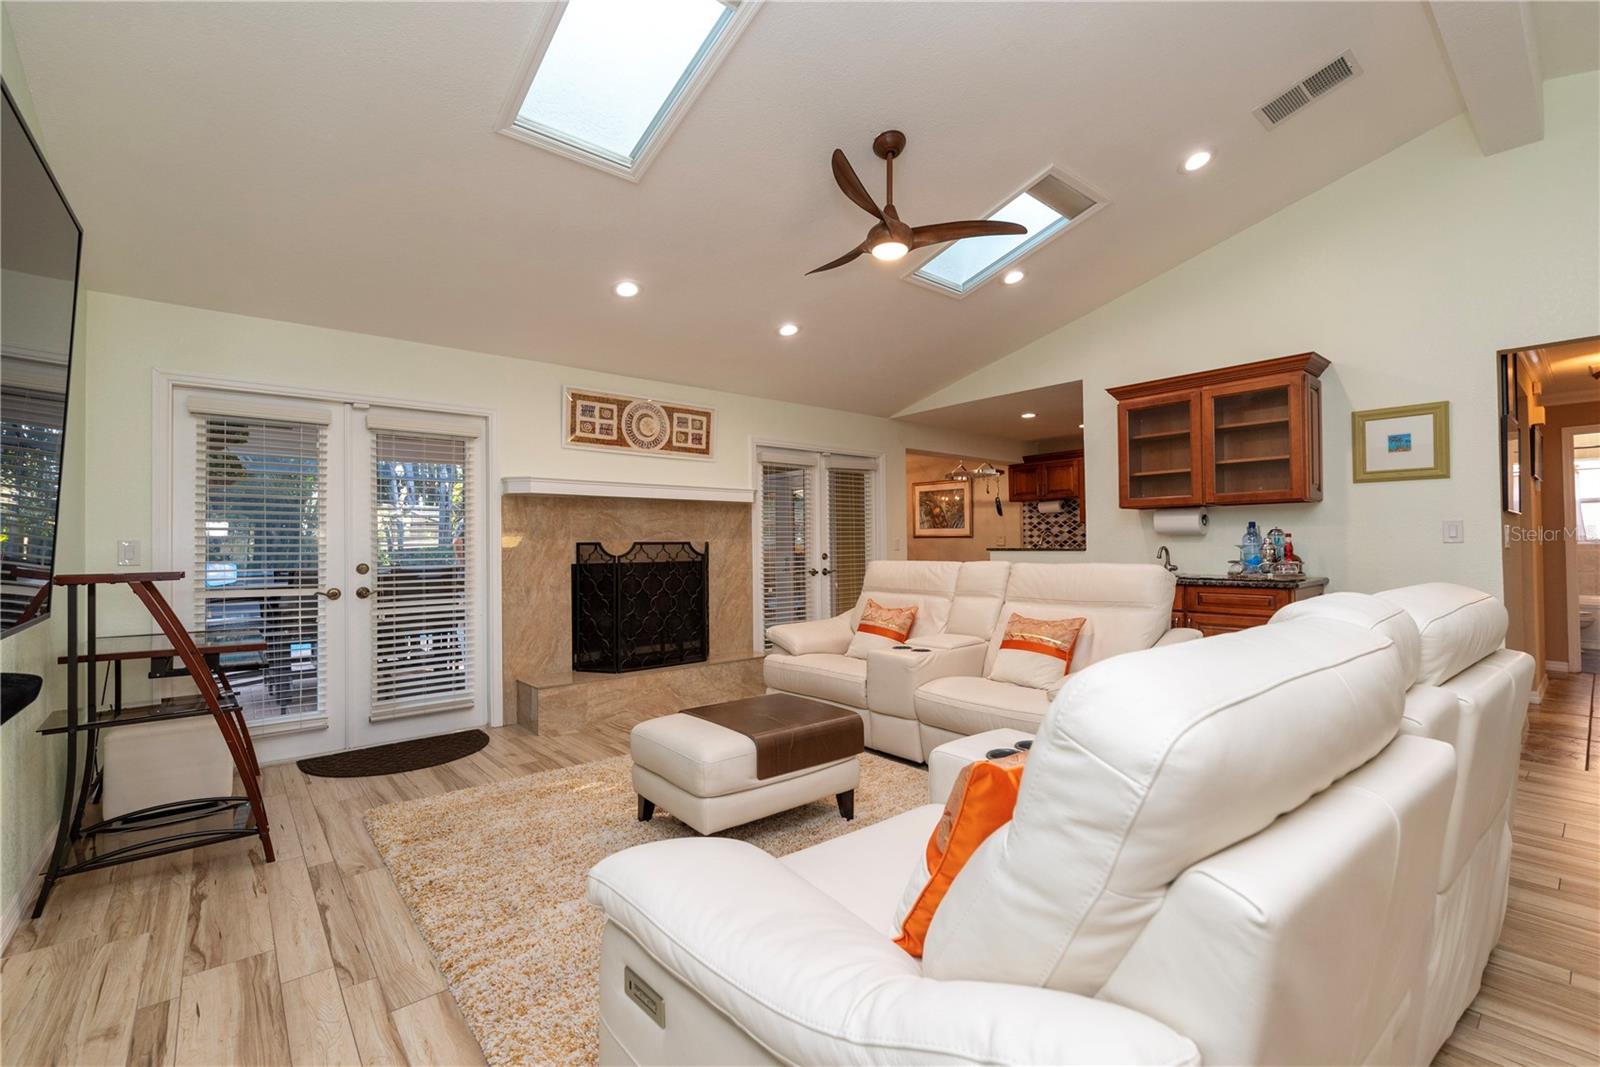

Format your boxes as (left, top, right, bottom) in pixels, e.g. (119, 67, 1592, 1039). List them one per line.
(1429, 1, 1544, 154)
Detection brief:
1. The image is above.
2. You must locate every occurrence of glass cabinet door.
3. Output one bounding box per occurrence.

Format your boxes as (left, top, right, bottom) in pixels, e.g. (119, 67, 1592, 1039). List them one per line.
(1120, 392, 1202, 507)
(1202, 377, 1304, 503)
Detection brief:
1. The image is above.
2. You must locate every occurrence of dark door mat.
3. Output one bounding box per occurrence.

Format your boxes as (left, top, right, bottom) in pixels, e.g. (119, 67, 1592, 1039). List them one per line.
(297, 729, 489, 778)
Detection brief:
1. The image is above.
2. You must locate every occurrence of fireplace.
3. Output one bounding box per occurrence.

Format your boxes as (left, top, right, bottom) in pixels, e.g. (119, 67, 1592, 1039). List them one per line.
(571, 541, 709, 673)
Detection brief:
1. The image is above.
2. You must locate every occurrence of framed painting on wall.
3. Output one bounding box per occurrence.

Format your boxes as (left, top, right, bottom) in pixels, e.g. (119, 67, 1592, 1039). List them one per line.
(1351, 402, 1451, 483)
(913, 480, 972, 538)
(1530, 423, 1545, 482)
(1498, 352, 1523, 514)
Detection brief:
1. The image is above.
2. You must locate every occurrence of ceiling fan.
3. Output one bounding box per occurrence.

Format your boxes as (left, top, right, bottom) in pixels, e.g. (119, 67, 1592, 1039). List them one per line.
(807, 130, 1027, 275)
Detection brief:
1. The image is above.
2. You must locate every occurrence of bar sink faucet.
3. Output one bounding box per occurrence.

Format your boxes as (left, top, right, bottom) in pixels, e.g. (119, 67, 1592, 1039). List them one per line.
(1156, 546, 1178, 573)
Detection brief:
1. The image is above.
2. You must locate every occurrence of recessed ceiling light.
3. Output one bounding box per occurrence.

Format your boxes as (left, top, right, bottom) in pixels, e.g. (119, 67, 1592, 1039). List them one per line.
(1078, 423, 1085, 429)
(1002, 269, 1026, 285)
(1182, 150, 1213, 173)
(613, 280, 640, 298)
(777, 323, 800, 337)
(1020, 412, 1037, 419)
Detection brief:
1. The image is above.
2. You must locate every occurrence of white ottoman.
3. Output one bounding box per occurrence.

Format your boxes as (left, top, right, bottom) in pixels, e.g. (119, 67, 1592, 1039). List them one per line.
(927, 728, 1033, 803)
(630, 709, 862, 835)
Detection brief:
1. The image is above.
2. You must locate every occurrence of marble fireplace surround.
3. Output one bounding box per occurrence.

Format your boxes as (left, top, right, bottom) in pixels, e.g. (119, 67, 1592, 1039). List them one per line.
(501, 486, 761, 731)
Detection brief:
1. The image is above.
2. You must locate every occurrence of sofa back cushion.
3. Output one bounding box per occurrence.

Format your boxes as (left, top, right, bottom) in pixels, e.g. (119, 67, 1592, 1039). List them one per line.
(1271, 591, 1423, 688)
(982, 563, 1175, 679)
(849, 561, 959, 637)
(921, 616, 1407, 995)
(1375, 584, 1507, 685)
(944, 562, 1012, 638)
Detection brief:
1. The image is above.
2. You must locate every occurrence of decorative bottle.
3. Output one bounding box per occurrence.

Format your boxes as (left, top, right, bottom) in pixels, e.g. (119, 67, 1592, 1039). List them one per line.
(1241, 521, 1262, 569)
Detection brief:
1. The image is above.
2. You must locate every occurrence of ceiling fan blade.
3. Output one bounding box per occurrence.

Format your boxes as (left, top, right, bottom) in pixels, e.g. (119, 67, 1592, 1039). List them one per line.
(806, 243, 868, 275)
(831, 150, 885, 221)
(910, 220, 1028, 249)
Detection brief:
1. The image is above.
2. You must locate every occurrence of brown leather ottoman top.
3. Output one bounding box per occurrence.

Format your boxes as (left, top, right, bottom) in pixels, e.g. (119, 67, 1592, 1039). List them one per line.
(683, 693, 864, 780)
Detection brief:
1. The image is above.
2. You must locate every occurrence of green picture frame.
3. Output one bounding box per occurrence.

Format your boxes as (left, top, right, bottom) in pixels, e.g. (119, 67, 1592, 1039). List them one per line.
(1351, 402, 1451, 483)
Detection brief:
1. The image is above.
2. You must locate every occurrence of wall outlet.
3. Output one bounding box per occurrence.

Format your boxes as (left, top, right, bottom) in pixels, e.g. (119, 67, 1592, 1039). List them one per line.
(1441, 520, 1464, 544)
(117, 539, 141, 566)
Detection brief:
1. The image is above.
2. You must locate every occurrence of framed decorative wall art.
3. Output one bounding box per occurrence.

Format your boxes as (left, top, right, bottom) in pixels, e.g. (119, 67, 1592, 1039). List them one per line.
(1351, 402, 1451, 483)
(913, 480, 972, 538)
(564, 387, 714, 459)
(1530, 423, 1545, 482)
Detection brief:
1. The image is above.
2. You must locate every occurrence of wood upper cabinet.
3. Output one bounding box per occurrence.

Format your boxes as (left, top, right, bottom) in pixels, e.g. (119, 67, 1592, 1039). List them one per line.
(1109, 354, 1328, 509)
(1008, 451, 1082, 502)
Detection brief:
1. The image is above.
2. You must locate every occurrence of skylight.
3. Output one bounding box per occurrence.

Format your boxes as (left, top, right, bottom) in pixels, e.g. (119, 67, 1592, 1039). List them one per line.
(911, 173, 1099, 295)
(506, 0, 748, 177)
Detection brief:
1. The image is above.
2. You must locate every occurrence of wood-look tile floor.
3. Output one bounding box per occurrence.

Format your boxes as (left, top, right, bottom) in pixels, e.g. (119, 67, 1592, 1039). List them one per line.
(2, 684, 1596, 1067)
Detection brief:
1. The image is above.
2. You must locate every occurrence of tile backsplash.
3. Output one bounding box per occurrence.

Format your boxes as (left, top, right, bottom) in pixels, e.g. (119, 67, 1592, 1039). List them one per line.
(1021, 500, 1086, 550)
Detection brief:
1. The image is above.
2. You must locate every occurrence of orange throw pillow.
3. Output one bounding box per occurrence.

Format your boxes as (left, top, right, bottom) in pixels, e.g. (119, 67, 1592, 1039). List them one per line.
(988, 613, 1086, 689)
(846, 599, 918, 659)
(894, 749, 1027, 957)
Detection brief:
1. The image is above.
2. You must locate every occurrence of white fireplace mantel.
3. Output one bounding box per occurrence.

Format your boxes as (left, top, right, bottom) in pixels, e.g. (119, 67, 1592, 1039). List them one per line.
(501, 476, 755, 504)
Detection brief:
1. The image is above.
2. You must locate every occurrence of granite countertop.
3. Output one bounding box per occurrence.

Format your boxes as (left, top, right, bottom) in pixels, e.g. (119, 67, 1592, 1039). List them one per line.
(1176, 573, 1329, 589)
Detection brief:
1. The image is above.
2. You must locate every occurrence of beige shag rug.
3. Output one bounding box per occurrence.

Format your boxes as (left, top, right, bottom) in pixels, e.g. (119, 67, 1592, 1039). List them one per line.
(364, 753, 928, 1065)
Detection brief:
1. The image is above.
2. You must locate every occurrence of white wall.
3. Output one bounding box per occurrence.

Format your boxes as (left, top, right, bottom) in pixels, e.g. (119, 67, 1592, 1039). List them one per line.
(904, 73, 1600, 597)
(78, 290, 1023, 640)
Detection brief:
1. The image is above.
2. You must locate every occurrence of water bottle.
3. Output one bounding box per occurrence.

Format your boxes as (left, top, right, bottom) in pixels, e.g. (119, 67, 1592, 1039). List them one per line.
(1241, 521, 1262, 569)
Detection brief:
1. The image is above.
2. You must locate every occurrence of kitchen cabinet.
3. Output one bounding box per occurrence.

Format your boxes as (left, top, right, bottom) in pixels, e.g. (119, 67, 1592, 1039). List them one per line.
(1008, 451, 1082, 503)
(1171, 577, 1328, 634)
(1109, 353, 1328, 509)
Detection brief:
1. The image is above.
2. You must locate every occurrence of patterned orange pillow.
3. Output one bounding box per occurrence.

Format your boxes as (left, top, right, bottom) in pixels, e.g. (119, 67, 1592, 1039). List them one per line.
(988, 613, 1086, 689)
(894, 749, 1027, 957)
(846, 599, 918, 659)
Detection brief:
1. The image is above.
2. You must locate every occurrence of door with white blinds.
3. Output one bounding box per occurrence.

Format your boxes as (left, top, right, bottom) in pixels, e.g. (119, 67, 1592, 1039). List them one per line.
(346, 408, 487, 748)
(172, 390, 486, 759)
(756, 447, 879, 647)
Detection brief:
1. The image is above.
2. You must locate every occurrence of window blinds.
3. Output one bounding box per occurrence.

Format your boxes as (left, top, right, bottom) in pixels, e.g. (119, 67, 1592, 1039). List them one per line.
(827, 467, 873, 614)
(195, 415, 327, 723)
(369, 430, 475, 718)
(760, 461, 811, 646)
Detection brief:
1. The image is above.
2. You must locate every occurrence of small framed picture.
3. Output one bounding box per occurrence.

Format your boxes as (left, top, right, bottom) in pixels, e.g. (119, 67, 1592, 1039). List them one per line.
(913, 480, 972, 538)
(1530, 423, 1545, 482)
(1351, 402, 1451, 483)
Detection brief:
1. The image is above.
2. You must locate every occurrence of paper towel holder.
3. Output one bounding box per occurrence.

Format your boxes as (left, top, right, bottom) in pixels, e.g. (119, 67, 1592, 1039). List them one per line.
(1152, 507, 1209, 536)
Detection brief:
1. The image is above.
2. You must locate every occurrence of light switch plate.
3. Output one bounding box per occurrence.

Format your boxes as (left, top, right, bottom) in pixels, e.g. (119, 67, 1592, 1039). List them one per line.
(1441, 520, 1464, 544)
(116, 539, 141, 566)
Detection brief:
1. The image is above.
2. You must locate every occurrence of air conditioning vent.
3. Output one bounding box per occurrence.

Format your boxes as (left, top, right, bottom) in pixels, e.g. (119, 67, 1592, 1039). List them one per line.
(1261, 86, 1311, 125)
(1303, 54, 1354, 97)
(1255, 51, 1362, 128)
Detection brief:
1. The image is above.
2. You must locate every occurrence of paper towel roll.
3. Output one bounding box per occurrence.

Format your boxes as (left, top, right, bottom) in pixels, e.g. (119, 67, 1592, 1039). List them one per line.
(1153, 507, 1209, 536)
(1036, 499, 1069, 514)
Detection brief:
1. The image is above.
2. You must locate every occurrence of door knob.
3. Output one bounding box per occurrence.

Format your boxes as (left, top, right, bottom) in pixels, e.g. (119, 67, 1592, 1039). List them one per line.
(317, 587, 342, 601)
(821, 568, 832, 576)
(355, 562, 371, 575)
(807, 568, 819, 576)
(355, 586, 371, 599)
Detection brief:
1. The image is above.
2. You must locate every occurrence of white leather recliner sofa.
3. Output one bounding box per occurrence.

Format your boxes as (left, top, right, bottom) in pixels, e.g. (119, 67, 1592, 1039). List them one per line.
(588, 583, 1531, 1065)
(765, 560, 1199, 761)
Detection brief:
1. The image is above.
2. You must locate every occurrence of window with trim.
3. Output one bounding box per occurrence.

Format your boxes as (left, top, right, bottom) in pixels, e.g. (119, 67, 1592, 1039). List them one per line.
(1576, 436, 1600, 542)
(504, 0, 751, 178)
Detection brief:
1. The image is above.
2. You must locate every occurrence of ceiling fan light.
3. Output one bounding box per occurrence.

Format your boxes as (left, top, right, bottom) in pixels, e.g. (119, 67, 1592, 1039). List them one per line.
(871, 240, 909, 262)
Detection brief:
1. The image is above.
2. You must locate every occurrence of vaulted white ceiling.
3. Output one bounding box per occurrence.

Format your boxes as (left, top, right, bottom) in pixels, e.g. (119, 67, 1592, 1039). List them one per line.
(8, 2, 1594, 416)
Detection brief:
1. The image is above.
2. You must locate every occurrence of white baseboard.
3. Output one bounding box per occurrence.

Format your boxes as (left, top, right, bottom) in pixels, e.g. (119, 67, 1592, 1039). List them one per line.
(1, 829, 58, 951)
(1528, 674, 1548, 706)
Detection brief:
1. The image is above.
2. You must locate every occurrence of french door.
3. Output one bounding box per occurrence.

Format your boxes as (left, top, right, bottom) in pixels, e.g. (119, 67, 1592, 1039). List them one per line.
(756, 447, 879, 646)
(172, 389, 488, 760)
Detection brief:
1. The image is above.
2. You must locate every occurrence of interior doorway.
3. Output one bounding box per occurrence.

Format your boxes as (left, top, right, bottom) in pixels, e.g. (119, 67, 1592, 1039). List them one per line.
(1497, 336, 1599, 712)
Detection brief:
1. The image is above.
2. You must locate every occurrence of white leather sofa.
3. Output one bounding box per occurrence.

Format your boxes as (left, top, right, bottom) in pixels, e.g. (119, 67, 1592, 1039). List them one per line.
(588, 583, 1531, 1066)
(764, 560, 1199, 761)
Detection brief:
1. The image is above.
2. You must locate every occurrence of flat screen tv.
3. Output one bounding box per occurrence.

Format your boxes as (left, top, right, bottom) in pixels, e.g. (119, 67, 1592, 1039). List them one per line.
(1, 79, 82, 637)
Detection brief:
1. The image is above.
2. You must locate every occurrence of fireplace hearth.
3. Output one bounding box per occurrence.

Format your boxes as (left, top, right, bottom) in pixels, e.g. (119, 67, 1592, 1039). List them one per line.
(571, 541, 709, 673)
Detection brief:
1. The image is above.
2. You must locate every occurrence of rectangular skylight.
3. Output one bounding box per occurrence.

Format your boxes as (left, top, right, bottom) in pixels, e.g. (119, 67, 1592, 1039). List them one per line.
(509, 0, 744, 176)
(912, 173, 1098, 295)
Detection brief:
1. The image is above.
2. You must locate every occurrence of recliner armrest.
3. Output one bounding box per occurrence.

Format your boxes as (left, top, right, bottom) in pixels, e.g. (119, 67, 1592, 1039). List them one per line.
(588, 839, 1200, 1066)
(1154, 627, 1204, 647)
(865, 641, 989, 721)
(765, 613, 852, 656)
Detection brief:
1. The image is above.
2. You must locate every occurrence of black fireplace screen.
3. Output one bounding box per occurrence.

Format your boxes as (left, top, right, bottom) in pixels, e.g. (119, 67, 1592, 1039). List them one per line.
(571, 541, 709, 673)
